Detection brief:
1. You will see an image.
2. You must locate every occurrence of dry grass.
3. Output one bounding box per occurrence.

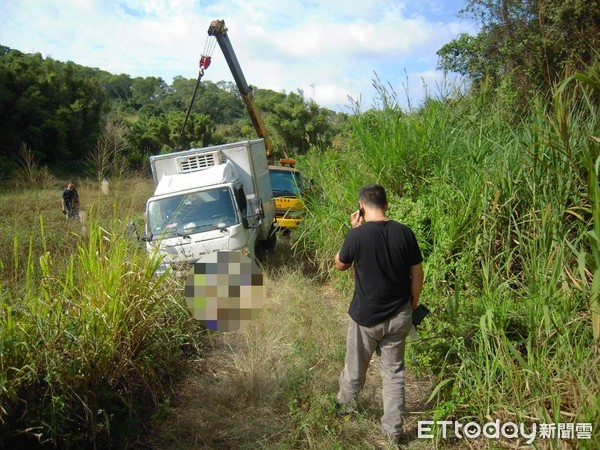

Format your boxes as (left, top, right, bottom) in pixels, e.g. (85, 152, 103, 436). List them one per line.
(144, 243, 437, 449)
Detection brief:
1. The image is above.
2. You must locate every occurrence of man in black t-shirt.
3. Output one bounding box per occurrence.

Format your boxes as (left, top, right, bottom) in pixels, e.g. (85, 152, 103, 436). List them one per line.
(334, 184, 424, 443)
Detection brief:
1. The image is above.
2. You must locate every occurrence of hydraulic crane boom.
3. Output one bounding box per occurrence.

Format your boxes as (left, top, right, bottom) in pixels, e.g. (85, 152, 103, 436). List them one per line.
(208, 20, 273, 164)
(204, 19, 303, 230)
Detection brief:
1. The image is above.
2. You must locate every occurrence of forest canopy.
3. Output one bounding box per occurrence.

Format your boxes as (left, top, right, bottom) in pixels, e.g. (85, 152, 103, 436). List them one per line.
(0, 45, 346, 177)
(437, 0, 600, 104)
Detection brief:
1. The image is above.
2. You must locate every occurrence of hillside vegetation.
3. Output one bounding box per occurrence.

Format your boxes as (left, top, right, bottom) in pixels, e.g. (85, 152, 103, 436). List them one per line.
(1, 73, 597, 447)
(296, 75, 599, 444)
(0, 45, 345, 179)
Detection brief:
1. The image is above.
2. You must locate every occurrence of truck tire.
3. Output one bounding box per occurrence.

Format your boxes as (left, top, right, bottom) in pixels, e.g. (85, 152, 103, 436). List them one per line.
(256, 224, 277, 260)
(265, 224, 277, 251)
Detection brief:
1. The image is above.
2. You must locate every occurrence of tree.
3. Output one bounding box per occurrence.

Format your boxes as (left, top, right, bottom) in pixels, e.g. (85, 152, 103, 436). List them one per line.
(100, 73, 134, 102)
(437, 0, 600, 103)
(254, 89, 335, 156)
(0, 44, 345, 175)
(131, 76, 168, 109)
(0, 49, 106, 165)
(127, 111, 216, 154)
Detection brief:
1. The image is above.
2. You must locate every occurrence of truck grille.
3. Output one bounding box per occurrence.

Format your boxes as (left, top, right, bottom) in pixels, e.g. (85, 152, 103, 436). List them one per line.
(178, 151, 220, 173)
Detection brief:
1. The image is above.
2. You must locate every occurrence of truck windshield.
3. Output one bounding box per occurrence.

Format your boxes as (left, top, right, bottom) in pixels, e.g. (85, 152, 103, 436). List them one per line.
(148, 187, 238, 238)
(269, 170, 302, 197)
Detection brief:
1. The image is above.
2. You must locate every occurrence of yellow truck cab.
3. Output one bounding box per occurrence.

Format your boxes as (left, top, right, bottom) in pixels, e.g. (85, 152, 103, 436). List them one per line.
(269, 162, 303, 229)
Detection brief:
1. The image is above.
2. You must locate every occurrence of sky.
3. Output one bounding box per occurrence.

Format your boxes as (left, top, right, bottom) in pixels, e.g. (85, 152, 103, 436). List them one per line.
(0, 0, 477, 112)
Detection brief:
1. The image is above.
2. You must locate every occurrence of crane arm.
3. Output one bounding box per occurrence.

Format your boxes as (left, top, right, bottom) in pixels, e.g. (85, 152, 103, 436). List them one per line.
(208, 20, 273, 163)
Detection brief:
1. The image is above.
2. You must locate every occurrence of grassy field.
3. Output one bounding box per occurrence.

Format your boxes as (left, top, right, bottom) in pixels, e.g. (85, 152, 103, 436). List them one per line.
(0, 177, 436, 449)
(1, 74, 599, 448)
(0, 176, 207, 447)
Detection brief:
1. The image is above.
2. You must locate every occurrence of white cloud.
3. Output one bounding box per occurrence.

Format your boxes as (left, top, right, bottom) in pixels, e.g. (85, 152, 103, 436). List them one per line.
(0, 0, 476, 110)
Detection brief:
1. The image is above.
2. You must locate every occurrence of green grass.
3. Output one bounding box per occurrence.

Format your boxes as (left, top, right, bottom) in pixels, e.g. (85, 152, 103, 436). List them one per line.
(0, 177, 205, 447)
(296, 75, 600, 446)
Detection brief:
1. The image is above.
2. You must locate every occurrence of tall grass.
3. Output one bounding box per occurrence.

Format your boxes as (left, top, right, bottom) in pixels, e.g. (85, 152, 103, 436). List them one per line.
(296, 75, 599, 445)
(0, 177, 204, 447)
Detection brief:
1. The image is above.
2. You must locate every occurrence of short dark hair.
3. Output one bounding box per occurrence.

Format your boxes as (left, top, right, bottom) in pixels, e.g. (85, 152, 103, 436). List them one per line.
(359, 184, 387, 208)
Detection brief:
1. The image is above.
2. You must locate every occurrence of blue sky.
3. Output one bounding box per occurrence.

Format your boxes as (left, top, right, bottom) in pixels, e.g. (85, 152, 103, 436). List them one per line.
(0, 0, 477, 111)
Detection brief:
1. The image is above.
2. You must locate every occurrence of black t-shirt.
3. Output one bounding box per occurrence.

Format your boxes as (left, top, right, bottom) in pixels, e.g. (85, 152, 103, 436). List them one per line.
(338, 220, 423, 326)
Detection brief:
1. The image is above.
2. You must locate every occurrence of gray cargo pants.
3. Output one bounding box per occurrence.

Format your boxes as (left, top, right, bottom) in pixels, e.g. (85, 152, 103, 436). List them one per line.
(336, 302, 412, 440)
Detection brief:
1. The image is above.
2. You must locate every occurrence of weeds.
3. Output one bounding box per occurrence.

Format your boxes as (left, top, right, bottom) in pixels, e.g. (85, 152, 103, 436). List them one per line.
(2, 70, 599, 447)
(86, 118, 131, 183)
(297, 74, 599, 445)
(0, 177, 204, 447)
(14, 143, 57, 190)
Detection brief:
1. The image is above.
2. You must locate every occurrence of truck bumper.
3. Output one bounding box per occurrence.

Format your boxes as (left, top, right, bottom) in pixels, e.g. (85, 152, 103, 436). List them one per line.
(274, 217, 301, 229)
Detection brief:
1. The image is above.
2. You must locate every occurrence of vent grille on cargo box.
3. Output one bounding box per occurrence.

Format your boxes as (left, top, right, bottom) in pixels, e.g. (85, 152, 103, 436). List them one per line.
(178, 151, 219, 173)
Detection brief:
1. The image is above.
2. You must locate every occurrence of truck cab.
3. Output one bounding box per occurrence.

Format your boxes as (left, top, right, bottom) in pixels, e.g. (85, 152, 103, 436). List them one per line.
(269, 164, 303, 229)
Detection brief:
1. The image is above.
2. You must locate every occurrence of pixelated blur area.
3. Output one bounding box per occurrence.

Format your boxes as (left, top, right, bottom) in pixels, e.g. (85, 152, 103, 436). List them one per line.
(184, 251, 265, 332)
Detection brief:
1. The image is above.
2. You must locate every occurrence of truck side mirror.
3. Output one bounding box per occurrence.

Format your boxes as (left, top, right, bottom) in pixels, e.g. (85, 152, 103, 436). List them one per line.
(252, 197, 265, 219)
(245, 197, 264, 228)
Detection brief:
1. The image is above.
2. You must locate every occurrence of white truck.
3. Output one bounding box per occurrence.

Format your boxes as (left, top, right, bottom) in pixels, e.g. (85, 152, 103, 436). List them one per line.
(145, 139, 275, 272)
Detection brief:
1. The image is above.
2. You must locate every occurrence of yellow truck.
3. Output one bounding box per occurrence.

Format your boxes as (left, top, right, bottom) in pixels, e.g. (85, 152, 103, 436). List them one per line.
(268, 160, 303, 229)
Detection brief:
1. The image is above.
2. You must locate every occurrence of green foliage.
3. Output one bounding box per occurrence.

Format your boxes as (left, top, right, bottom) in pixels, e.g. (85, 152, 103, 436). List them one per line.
(255, 89, 339, 156)
(0, 48, 106, 166)
(128, 110, 217, 154)
(0, 178, 203, 447)
(438, 0, 600, 108)
(0, 46, 346, 179)
(437, 33, 489, 80)
(296, 74, 599, 437)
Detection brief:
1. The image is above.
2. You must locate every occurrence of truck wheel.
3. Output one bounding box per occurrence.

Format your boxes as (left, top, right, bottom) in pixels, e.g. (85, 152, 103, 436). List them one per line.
(265, 224, 277, 251)
(256, 225, 277, 261)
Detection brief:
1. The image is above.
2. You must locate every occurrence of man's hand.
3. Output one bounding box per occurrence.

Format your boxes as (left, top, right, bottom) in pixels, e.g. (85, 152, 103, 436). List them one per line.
(350, 210, 364, 228)
(410, 296, 419, 311)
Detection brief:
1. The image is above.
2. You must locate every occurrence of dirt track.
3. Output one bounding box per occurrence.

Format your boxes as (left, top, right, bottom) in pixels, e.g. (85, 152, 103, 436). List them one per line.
(137, 240, 439, 449)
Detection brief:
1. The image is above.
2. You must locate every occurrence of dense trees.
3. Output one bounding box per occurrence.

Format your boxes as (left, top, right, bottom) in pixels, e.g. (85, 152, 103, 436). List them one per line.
(128, 111, 215, 154)
(437, 0, 600, 105)
(255, 88, 337, 156)
(0, 46, 106, 171)
(0, 45, 345, 178)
